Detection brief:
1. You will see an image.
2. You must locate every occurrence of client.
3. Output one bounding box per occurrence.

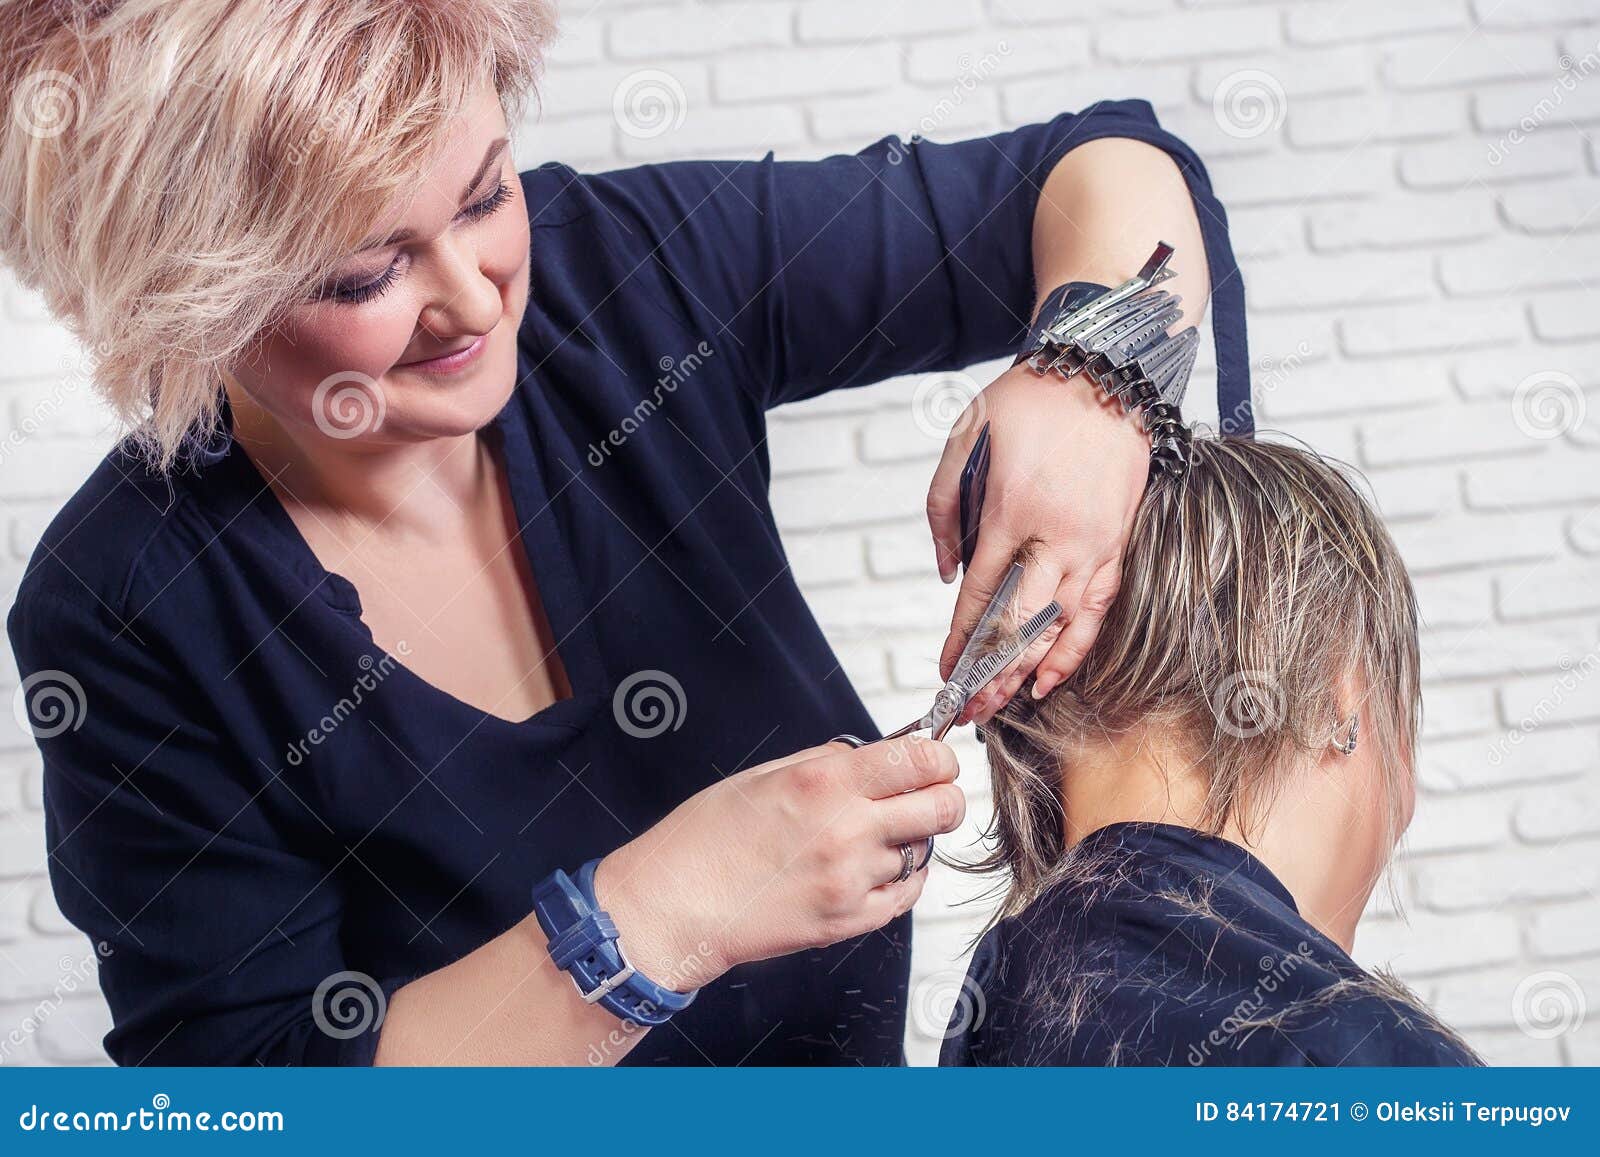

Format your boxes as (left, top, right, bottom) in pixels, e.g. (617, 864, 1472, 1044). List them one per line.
(941, 435, 1478, 1066)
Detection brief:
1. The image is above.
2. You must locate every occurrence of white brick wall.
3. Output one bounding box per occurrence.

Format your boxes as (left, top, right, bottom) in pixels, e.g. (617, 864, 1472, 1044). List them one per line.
(2, 0, 1598, 1068)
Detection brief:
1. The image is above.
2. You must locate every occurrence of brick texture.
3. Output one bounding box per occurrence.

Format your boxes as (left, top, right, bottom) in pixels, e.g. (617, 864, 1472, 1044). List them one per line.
(2, 0, 1597, 1070)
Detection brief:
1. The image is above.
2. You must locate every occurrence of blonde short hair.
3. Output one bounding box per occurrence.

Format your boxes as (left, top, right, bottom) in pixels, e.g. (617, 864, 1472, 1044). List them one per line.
(0, 0, 555, 468)
(978, 435, 1421, 915)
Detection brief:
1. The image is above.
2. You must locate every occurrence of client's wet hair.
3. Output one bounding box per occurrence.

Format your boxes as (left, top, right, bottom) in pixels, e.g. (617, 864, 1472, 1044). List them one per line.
(975, 433, 1420, 918)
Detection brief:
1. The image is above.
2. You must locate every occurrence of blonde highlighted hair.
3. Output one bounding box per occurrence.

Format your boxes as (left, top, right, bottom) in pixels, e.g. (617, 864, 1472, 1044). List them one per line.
(0, 0, 556, 468)
(978, 434, 1421, 916)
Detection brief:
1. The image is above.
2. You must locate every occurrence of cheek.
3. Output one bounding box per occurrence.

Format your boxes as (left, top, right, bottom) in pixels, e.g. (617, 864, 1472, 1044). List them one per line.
(241, 299, 418, 415)
(484, 186, 532, 290)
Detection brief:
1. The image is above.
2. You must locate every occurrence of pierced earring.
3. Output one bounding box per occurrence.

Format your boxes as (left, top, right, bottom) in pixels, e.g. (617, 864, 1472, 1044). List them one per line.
(1330, 715, 1359, 756)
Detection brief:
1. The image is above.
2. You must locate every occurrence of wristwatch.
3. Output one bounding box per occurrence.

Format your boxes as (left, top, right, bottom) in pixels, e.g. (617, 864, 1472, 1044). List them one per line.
(530, 858, 699, 1027)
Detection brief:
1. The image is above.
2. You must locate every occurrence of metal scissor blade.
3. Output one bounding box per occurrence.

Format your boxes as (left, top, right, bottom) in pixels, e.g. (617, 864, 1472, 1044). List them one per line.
(948, 561, 1025, 688)
(955, 598, 1063, 697)
(929, 596, 1063, 739)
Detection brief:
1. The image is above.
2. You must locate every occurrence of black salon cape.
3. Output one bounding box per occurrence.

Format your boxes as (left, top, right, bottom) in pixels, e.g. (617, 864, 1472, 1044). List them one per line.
(9, 102, 1247, 1066)
(940, 823, 1479, 1066)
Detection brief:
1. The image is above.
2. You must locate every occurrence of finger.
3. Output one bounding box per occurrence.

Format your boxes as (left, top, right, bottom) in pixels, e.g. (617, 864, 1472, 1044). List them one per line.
(969, 557, 1095, 723)
(938, 529, 1027, 682)
(861, 860, 930, 929)
(926, 413, 982, 584)
(1030, 557, 1123, 699)
(865, 841, 920, 891)
(751, 741, 852, 776)
(846, 734, 959, 800)
(873, 781, 967, 845)
(959, 553, 1073, 725)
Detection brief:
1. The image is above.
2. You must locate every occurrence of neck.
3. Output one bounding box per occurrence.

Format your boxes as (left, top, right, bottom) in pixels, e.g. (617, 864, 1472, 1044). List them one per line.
(225, 384, 486, 532)
(1057, 731, 1376, 952)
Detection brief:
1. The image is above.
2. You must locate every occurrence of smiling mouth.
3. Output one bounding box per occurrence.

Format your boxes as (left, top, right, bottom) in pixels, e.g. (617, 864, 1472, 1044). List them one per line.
(397, 332, 490, 373)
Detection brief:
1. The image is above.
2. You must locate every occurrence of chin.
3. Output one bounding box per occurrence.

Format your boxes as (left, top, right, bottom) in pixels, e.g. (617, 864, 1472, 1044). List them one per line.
(371, 339, 519, 441)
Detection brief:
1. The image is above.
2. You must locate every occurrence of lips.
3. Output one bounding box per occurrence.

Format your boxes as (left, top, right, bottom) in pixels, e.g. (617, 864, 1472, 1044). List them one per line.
(397, 332, 489, 374)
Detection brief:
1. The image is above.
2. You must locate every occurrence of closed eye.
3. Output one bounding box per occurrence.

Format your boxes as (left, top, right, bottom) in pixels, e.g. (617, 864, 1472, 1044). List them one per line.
(320, 180, 514, 306)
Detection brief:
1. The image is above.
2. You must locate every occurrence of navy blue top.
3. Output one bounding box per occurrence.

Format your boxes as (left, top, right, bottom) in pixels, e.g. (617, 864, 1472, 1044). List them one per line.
(8, 101, 1248, 1067)
(940, 823, 1480, 1067)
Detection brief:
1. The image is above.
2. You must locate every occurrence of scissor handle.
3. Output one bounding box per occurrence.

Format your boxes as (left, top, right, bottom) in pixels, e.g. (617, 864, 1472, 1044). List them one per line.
(825, 735, 936, 873)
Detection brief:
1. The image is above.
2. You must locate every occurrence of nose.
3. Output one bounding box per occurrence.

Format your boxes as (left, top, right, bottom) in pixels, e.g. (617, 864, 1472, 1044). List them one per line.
(416, 233, 503, 343)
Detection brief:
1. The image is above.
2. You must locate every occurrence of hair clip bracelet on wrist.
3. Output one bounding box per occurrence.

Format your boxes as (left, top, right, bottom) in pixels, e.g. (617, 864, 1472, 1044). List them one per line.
(1017, 243, 1201, 480)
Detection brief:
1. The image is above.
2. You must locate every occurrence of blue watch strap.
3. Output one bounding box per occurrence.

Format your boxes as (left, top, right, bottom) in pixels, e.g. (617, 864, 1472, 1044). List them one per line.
(530, 859, 697, 1026)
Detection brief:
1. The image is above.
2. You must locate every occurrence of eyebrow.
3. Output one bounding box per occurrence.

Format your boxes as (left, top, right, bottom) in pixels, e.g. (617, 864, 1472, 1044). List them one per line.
(358, 137, 510, 252)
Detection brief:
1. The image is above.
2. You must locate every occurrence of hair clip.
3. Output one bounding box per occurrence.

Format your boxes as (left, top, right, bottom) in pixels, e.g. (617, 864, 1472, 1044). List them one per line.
(1017, 243, 1197, 479)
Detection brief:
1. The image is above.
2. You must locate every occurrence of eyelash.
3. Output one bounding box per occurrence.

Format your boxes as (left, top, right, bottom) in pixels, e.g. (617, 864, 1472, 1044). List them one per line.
(326, 180, 514, 305)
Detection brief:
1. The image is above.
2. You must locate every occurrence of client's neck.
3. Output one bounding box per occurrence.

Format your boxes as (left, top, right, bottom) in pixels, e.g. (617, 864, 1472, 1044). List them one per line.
(1057, 731, 1378, 952)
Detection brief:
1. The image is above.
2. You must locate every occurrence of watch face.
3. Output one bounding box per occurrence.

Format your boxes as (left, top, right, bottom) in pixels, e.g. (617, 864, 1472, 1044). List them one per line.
(958, 420, 991, 570)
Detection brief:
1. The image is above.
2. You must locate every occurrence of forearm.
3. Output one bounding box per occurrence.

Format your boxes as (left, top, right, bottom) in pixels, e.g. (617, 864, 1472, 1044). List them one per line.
(1031, 136, 1210, 323)
(374, 912, 654, 1066)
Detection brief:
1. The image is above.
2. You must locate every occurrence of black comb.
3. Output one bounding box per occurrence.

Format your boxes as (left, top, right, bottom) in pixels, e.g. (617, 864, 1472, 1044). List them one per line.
(957, 421, 991, 570)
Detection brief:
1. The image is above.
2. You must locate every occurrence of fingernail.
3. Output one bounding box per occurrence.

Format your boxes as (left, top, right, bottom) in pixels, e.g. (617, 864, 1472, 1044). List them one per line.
(1031, 675, 1055, 700)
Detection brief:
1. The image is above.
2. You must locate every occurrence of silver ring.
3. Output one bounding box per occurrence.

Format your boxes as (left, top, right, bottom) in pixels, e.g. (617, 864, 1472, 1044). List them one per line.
(893, 842, 916, 885)
(916, 835, 935, 872)
(829, 733, 870, 748)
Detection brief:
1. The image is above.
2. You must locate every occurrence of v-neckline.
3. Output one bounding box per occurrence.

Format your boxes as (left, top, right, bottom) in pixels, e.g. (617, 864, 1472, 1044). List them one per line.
(210, 368, 609, 732)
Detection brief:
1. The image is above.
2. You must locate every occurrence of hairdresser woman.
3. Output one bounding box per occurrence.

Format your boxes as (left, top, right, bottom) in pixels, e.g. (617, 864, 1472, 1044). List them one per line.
(3, 1, 1246, 1065)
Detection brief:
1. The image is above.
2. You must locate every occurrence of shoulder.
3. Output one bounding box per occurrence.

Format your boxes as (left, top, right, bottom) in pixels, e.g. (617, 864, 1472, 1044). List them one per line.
(10, 441, 217, 629)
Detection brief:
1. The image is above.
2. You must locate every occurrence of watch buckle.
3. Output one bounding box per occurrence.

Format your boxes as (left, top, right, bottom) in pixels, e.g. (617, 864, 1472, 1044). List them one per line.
(573, 939, 638, 1004)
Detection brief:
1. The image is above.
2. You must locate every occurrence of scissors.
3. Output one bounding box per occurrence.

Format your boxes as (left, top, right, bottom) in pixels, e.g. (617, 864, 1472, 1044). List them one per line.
(829, 559, 1062, 878)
